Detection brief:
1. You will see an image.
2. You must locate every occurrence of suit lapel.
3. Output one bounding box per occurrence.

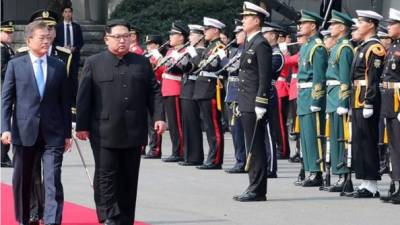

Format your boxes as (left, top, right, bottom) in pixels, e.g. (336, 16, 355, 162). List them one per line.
(44, 56, 55, 99)
(240, 33, 259, 67)
(23, 55, 41, 99)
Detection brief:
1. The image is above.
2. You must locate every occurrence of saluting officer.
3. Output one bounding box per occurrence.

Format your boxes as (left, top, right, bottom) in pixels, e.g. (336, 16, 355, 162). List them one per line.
(348, 10, 386, 198)
(0, 20, 15, 168)
(324, 10, 354, 192)
(380, 8, 400, 204)
(296, 10, 328, 187)
(192, 17, 227, 170)
(178, 24, 206, 166)
(233, 1, 272, 202)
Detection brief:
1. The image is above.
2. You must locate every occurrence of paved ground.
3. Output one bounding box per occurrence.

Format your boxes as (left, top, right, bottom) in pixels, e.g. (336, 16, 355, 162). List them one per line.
(1, 131, 398, 225)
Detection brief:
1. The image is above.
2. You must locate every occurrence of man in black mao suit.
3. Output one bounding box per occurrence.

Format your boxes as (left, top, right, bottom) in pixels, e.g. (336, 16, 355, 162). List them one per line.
(233, 1, 273, 202)
(1, 21, 72, 225)
(55, 5, 84, 105)
(75, 20, 166, 225)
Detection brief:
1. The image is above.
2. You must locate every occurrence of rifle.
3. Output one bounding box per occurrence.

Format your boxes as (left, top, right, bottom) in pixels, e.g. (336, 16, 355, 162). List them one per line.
(153, 41, 190, 71)
(192, 38, 236, 76)
(320, 114, 331, 191)
(164, 37, 205, 72)
(144, 40, 170, 58)
(315, 111, 325, 172)
(215, 54, 241, 75)
(340, 114, 354, 196)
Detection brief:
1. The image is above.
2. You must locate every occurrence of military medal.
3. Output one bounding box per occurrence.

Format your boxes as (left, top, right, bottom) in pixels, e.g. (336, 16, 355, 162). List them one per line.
(392, 63, 396, 70)
(359, 52, 364, 58)
(247, 59, 252, 64)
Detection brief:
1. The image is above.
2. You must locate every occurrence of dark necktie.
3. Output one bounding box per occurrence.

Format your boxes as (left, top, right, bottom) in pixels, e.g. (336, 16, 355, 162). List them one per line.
(66, 24, 72, 46)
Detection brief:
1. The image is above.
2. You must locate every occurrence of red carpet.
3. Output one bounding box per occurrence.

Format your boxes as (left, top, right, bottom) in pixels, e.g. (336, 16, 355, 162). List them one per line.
(1, 183, 150, 225)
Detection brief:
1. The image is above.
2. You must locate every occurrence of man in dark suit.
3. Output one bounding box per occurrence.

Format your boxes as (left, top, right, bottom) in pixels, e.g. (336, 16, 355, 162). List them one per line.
(55, 5, 84, 106)
(233, 1, 272, 202)
(1, 20, 15, 168)
(75, 19, 165, 225)
(1, 21, 72, 225)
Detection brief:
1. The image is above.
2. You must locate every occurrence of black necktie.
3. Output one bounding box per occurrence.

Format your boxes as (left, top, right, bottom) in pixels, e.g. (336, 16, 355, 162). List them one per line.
(66, 24, 71, 46)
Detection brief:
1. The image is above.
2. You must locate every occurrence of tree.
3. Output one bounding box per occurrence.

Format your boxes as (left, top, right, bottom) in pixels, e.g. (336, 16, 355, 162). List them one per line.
(111, 0, 246, 43)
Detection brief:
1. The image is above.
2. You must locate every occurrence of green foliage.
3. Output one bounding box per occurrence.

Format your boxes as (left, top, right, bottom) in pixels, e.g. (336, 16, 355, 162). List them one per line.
(111, 0, 246, 42)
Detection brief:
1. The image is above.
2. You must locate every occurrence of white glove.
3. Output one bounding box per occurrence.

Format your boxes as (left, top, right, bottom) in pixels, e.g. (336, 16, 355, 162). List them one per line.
(363, 108, 374, 118)
(255, 107, 267, 120)
(217, 49, 227, 59)
(397, 113, 400, 122)
(310, 106, 321, 112)
(187, 46, 198, 58)
(150, 49, 162, 60)
(336, 107, 348, 115)
(278, 42, 288, 54)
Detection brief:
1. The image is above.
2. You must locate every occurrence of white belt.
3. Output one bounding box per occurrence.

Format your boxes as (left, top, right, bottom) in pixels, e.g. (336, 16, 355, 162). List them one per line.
(326, 80, 340, 86)
(188, 75, 197, 80)
(228, 77, 239, 82)
(162, 73, 182, 81)
(297, 82, 313, 89)
(291, 73, 297, 79)
(353, 80, 367, 86)
(277, 76, 286, 82)
(199, 71, 223, 79)
(382, 81, 400, 89)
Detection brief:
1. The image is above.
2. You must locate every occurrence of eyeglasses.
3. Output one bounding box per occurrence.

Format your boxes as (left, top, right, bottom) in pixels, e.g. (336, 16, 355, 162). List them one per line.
(107, 33, 130, 40)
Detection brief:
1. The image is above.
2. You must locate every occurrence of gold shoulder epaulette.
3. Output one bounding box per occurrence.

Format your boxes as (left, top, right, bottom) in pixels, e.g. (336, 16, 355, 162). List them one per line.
(370, 43, 386, 57)
(315, 38, 322, 44)
(55, 46, 72, 54)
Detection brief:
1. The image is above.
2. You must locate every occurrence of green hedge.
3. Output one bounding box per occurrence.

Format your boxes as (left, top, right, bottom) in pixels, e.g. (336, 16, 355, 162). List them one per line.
(111, 0, 257, 42)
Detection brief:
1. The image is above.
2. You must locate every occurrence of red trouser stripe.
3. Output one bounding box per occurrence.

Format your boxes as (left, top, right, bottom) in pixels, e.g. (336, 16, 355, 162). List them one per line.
(278, 97, 288, 156)
(211, 99, 222, 164)
(175, 96, 184, 157)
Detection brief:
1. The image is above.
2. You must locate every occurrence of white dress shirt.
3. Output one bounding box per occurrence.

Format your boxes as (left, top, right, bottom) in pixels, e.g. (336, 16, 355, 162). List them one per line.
(29, 52, 48, 83)
(64, 21, 74, 47)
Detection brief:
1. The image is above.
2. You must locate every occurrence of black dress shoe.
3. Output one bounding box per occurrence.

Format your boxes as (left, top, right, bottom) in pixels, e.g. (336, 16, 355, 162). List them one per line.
(233, 191, 266, 202)
(302, 173, 323, 187)
(353, 188, 380, 198)
(162, 155, 182, 162)
(328, 178, 345, 192)
(103, 218, 118, 225)
(143, 151, 161, 159)
(391, 193, 400, 204)
(267, 172, 278, 178)
(178, 161, 203, 166)
(225, 167, 246, 174)
(196, 164, 222, 170)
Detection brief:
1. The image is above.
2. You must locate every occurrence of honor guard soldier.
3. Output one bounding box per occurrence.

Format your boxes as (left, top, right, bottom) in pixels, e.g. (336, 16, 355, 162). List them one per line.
(233, 1, 272, 202)
(347, 10, 386, 198)
(129, 25, 144, 55)
(324, 10, 354, 192)
(178, 24, 206, 166)
(1, 20, 15, 168)
(155, 21, 190, 162)
(262, 22, 286, 178)
(143, 34, 164, 158)
(296, 10, 328, 187)
(380, 8, 400, 204)
(321, 29, 336, 50)
(224, 21, 247, 173)
(192, 17, 228, 170)
(27, 10, 73, 224)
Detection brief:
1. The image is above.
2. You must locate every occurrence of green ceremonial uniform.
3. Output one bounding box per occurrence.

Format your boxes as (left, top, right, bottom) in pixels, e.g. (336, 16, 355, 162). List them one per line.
(325, 37, 353, 175)
(297, 11, 328, 173)
(325, 11, 355, 175)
